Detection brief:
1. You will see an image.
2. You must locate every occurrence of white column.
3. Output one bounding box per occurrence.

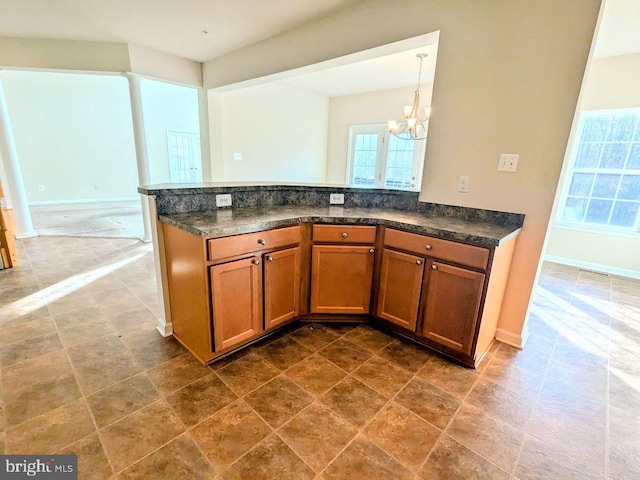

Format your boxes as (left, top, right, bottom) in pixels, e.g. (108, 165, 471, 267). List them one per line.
(0, 71, 37, 238)
(197, 87, 212, 182)
(125, 72, 153, 243)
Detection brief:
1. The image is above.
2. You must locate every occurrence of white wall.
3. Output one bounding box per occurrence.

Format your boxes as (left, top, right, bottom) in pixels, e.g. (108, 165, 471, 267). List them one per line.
(0, 37, 130, 73)
(140, 78, 201, 184)
(203, 0, 602, 344)
(210, 82, 329, 183)
(545, 52, 640, 277)
(326, 85, 432, 184)
(2, 70, 139, 203)
(128, 44, 202, 88)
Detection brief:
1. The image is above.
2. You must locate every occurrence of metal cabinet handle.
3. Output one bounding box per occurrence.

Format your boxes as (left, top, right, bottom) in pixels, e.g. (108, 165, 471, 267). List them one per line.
(432, 264, 438, 270)
(267, 256, 273, 262)
(257, 239, 267, 245)
(341, 232, 348, 238)
(416, 260, 423, 265)
(369, 248, 375, 254)
(253, 259, 260, 265)
(425, 244, 432, 250)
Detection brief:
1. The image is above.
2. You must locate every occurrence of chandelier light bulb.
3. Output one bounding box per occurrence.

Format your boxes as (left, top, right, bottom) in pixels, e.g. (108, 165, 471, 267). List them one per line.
(403, 105, 413, 118)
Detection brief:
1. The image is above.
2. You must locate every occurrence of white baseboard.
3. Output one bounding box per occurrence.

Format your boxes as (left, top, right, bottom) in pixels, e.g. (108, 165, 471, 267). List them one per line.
(15, 231, 39, 239)
(156, 320, 173, 337)
(544, 254, 640, 280)
(29, 197, 139, 206)
(495, 328, 526, 349)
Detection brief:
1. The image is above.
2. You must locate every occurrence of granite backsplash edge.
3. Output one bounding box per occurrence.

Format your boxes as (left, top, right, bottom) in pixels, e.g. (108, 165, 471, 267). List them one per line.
(141, 184, 525, 229)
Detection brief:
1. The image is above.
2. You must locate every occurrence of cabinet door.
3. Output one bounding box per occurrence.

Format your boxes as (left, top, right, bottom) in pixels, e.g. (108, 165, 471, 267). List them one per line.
(210, 257, 262, 351)
(420, 261, 485, 355)
(310, 245, 375, 314)
(264, 246, 301, 330)
(376, 249, 425, 331)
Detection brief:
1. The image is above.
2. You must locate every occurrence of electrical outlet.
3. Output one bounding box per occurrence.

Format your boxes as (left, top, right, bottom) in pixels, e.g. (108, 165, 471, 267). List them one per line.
(498, 154, 519, 172)
(458, 176, 470, 192)
(233, 152, 243, 161)
(37, 185, 45, 192)
(215, 194, 232, 207)
(330, 193, 345, 205)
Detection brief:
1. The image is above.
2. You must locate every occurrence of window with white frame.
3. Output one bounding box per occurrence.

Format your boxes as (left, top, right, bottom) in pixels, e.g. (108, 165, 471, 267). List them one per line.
(557, 109, 640, 232)
(347, 124, 426, 190)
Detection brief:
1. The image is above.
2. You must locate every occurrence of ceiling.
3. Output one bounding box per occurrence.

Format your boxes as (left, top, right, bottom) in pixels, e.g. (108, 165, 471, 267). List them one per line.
(278, 44, 439, 98)
(593, 0, 640, 58)
(0, 0, 638, 66)
(0, 0, 358, 62)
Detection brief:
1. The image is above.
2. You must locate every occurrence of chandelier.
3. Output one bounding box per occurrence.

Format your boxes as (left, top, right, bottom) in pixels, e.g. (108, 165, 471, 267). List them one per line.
(388, 53, 431, 141)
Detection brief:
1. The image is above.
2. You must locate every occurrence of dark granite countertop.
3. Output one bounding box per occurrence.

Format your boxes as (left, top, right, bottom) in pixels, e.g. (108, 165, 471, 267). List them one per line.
(159, 206, 521, 248)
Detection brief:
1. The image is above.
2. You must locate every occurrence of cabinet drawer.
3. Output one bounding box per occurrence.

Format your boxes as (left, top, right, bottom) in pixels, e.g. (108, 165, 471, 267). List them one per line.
(384, 229, 489, 270)
(208, 225, 300, 261)
(313, 225, 376, 244)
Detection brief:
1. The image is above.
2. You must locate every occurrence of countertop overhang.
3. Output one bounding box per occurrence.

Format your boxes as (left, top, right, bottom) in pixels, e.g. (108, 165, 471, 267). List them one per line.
(159, 206, 521, 248)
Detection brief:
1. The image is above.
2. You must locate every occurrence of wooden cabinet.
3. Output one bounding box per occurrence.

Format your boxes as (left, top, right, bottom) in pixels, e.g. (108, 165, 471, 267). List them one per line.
(310, 245, 375, 314)
(376, 249, 424, 331)
(420, 260, 485, 355)
(162, 223, 302, 363)
(374, 227, 517, 367)
(162, 219, 517, 368)
(264, 246, 301, 330)
(210, 257, 263, 351)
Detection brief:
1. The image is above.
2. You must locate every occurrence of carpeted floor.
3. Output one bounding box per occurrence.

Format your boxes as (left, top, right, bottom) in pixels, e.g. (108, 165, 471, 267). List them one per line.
(29, 201, 144, 239)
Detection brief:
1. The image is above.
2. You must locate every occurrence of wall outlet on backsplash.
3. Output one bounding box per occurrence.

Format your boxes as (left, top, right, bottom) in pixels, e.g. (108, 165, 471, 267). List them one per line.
(215, 194, 232, 208)
(329, 193, 345, 205)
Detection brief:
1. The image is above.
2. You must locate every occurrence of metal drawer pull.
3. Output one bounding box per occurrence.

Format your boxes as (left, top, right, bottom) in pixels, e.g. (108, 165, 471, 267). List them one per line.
(266, 256, 273, 262)
(341, 232, 348, 238)
(257, 239, 267, 245)
(432, 264, 438, 270)
(416, 260, 422, 265)
(253, 259, 260, 265)
(369, 248, 375, 254)
(425, 244, 432, 250)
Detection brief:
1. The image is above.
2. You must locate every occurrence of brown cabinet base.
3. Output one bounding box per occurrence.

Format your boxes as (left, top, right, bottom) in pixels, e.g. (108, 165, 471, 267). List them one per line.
(370, 317, 491, 368)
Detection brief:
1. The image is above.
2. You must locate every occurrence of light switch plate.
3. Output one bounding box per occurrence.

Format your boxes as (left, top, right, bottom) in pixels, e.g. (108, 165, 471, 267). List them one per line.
(233, 152, 243, 161)
(498, 154, 519, 172)
(215, 194, 232, 207)
(329, 193, 345, 205)
(458, 176, 470, 192)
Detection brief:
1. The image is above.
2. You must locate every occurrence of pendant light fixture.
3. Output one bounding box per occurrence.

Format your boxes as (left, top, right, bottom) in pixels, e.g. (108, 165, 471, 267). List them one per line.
(388, 53, 431, 141)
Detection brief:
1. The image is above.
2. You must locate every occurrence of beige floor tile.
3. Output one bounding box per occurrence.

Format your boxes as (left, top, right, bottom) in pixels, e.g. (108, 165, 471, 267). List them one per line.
(283, 354, 347, 396)
(447, 403, 525, 472)
(100, 400, 185, 472)
(244, 376, 312, 428)
(58, 433, 114, 480)
(5, 399, 95, 454)
(364, 402, 440, 470)
(146, 353, 211, 395)
(323, 435, 412, 480)
(166, 373, 237, 427)
(118, 434, 216, 480)
(278, 402, 357, 472)
(320, 377, 387, 427)
(190, 400, 271, 471)
(86, 373, 159, 428)
(219, 434, 314, 480)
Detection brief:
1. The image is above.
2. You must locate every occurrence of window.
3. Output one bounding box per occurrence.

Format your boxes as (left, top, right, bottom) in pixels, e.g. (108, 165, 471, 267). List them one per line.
(347, 124, 426, 190)
(557, 109, 640, 232)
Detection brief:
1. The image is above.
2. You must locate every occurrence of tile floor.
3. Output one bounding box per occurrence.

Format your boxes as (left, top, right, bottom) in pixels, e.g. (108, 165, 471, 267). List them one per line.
(0, 236, 639, 479)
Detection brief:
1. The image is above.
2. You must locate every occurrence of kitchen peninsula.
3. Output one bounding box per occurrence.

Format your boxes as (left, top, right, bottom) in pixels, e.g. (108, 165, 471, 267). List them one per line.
(139, 184, 523, 368)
